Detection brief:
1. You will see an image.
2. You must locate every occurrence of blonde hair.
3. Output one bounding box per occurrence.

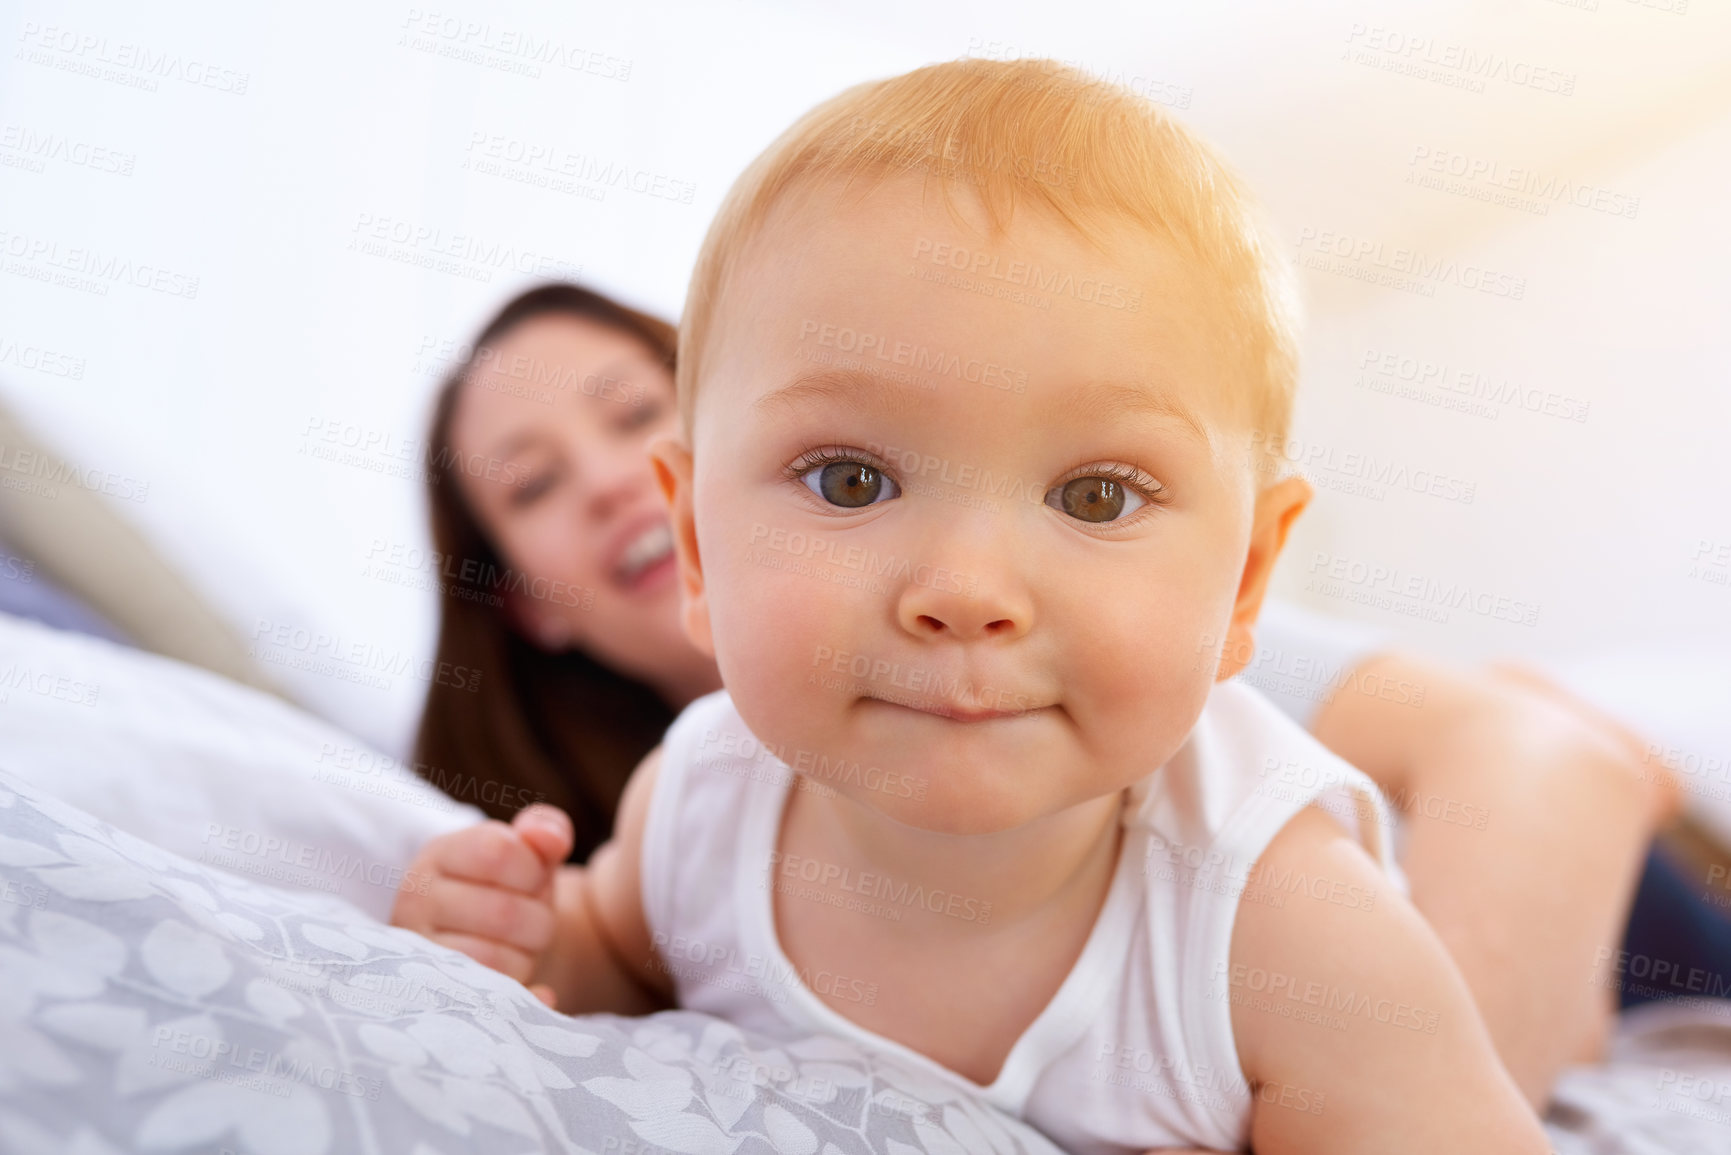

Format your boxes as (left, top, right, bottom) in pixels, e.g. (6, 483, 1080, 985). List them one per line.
(676, 57, 1301, 444)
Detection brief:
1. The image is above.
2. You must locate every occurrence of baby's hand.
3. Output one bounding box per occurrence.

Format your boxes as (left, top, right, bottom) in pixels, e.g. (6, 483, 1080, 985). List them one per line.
(391, 804, 574, 1003)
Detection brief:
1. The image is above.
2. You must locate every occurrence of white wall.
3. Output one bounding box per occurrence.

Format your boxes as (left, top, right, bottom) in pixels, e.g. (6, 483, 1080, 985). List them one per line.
(2, 0, 1726, 755)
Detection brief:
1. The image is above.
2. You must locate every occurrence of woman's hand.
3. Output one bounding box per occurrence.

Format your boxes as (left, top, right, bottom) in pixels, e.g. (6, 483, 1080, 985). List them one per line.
(391, 804, 575, 1004)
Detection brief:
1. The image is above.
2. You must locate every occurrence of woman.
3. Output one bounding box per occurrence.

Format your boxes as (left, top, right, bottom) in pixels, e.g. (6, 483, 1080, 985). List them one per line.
(412, 282, 1705, 1108)
(417, 283, 717, 863)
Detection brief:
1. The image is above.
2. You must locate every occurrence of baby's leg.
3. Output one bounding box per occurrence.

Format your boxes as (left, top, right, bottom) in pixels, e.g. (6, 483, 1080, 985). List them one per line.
(1310, 652, 1672, 1108)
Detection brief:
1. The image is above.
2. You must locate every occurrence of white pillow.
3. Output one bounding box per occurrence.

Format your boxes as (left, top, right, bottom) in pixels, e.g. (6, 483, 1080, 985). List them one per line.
(0, 612, 481, 919)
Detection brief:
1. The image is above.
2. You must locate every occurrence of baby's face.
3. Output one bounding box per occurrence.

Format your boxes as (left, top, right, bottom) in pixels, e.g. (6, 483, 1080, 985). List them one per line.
(672, 175, 1271, 834)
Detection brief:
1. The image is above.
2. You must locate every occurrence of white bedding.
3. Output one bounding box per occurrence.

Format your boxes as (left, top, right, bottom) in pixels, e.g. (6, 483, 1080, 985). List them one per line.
(0, 767, 1071, 1154)
(0, 613, 479, 922)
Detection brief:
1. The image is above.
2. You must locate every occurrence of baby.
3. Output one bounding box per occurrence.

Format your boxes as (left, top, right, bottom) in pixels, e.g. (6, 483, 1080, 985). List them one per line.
(394, 59, 1549, 1153)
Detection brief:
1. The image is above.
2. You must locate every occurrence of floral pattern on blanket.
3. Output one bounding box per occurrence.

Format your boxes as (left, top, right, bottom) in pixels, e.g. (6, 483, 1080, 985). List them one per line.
(11, 764, 1731, 1155)
(0, 770, 1066, 1155)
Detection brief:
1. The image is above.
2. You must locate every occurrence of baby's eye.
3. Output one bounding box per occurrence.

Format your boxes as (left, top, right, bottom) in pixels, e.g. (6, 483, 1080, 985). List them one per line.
(800, 460, 901, 508)
(1045, 476, 1147, 523)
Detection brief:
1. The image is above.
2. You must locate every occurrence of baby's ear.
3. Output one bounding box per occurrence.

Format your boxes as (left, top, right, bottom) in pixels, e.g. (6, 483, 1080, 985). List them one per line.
(645, 433, 715, 657)
(1216, 474, 1311, 681)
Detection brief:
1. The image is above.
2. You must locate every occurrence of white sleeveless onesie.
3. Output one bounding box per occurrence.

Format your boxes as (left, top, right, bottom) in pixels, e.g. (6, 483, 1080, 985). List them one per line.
(640, 681, 1405, 1154)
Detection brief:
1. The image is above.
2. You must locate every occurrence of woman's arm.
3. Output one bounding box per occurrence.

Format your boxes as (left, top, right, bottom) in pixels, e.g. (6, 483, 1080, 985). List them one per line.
(1309, 651, 1678, 1108)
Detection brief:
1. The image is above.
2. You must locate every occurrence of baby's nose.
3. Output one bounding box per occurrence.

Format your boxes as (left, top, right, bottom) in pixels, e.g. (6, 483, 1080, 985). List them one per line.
(895, 571, 1031, 641)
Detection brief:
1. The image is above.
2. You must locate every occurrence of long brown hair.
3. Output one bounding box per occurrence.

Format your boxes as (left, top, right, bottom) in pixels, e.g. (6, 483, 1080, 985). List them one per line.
(415, 283, 679, 862)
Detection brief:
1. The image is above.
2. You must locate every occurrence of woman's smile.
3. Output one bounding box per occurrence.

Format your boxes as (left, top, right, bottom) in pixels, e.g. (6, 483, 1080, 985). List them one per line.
(611, 520, 677, 593)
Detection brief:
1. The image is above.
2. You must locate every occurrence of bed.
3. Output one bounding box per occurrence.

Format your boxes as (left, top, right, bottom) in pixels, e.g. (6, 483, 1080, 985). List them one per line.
(2, 611, 1730, 1154)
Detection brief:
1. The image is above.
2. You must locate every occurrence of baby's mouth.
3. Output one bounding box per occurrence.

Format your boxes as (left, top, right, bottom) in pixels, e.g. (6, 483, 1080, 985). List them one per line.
(869, 695, 1048, 723)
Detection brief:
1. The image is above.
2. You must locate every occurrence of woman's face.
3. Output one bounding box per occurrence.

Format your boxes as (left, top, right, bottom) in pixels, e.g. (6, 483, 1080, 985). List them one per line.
(447, 312, 714, 704)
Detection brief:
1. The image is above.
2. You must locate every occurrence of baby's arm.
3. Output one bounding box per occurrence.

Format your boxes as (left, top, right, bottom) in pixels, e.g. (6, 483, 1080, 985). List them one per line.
(1229, 806, 1550, 1154)
(536, 745, 673, 1014)
(392, 745, 673, 1016)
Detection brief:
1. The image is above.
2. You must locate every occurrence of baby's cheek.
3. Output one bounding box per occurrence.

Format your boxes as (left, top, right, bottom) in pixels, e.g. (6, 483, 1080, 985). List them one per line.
(1111, 660, 1207, 760)
(1078, 598, 1218, 753)
(714, 570, 872, 777)
(707, 539, 841, 695)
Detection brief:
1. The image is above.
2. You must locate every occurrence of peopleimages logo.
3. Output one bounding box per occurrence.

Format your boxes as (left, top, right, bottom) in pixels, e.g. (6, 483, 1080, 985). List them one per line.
(463, 131, 695, 203)
(1406, 146, 1639, 220)
(650, 931, 879, 1007)
(1304, 551, 1541, 628)
(0, 334, 86, 379)
(798, 319, 1027, 392)
(764, 849, 993, 924)
(199, 823, 434, 895)
(1212, 961, 1441, 1034)
(1353, 347, 1591, 423)
(14, 22, 251, 94)
(1342, 24, 1576, 96)
(0, 228, 200, 299)
(0, 124, 136, 175)
(1294, 227, 1526, 300)
(0, 441, 149, 502)
(911, 238, 1142, 312)
(397, 9, 632, 81)
(149, 1027, 382, 1101)
(346, 212, 583, 284)
(248, 618, 482, 693)
(1249, 430, 1478, 505)
(746, 523, 980, 598)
